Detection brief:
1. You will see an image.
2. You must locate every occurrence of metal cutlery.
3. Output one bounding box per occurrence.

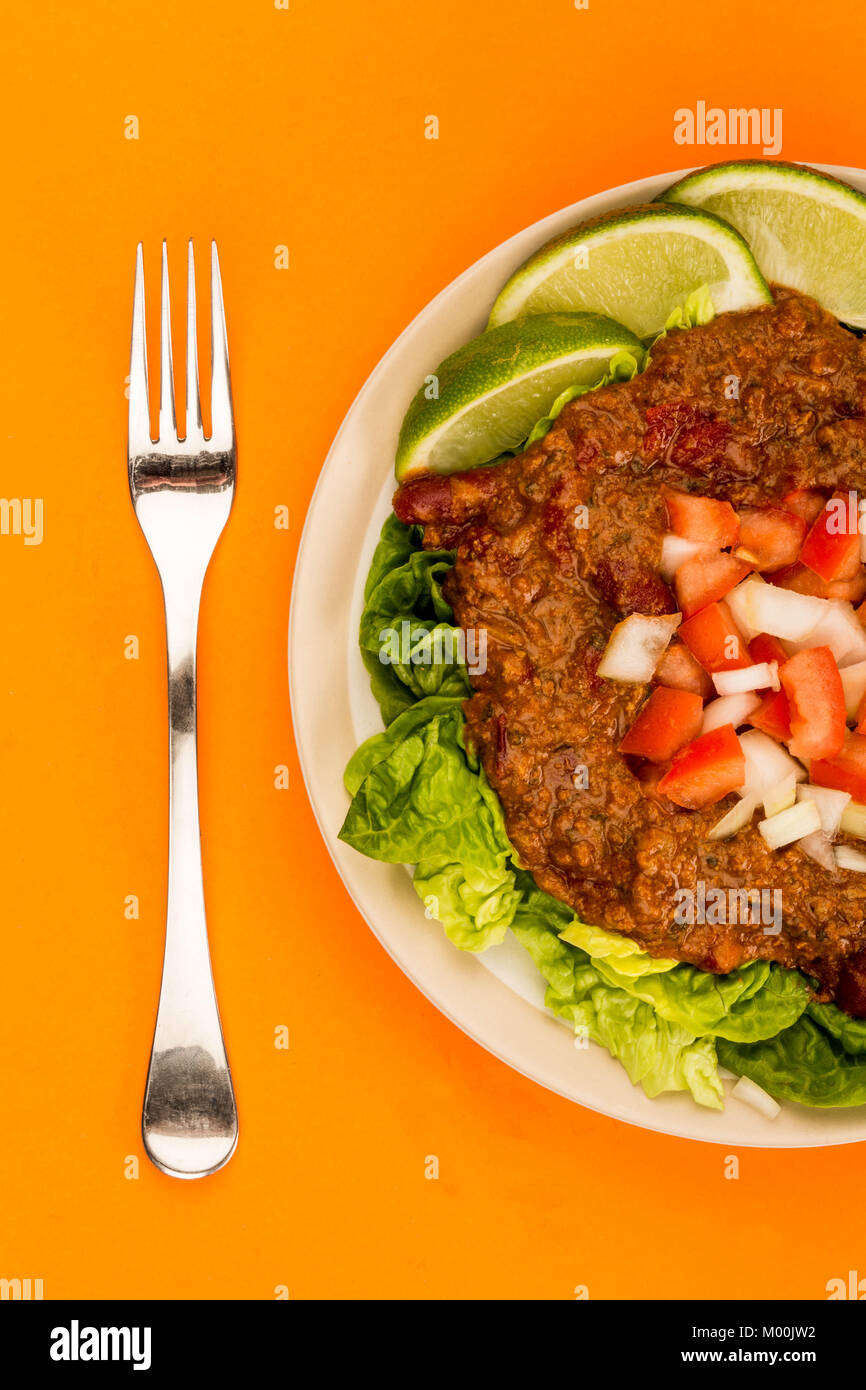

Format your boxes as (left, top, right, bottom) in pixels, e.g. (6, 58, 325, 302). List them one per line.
(128, 240, 238, 1179)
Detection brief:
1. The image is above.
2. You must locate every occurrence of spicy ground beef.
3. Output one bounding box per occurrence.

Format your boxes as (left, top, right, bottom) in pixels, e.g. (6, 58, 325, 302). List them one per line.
(394, 289, 866, 1014)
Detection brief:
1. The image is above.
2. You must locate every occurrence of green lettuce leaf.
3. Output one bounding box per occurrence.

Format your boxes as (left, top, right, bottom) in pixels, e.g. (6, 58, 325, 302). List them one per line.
(360, 647, 418, 726)
(511, 885, 723, 1108)
(363, 513, 421, 601)
(559, 916, 808, 1043)
(359, 517, 470, 721)
(572, 989, 723, 1108)
(510, 883, 601, 1022)
(559, 906, 810, 1043)
(414, 857, 520, 952)
(592, 957, 810, 1044)
(560, 918, 678, 976)
(340, 705, 518, 951)
(344, 695, 465, 797)
(719, 1017, 866, 1108)
(808, 1000, 866, 1056)
(659, 283, 716, 335)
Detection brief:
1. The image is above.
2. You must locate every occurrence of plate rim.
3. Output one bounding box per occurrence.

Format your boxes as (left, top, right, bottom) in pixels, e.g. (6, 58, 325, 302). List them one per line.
(289, 162, 866, 1148)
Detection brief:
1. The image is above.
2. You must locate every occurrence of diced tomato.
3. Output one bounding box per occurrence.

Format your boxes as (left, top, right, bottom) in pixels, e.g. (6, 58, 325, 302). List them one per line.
(857, 689, 866, 735)
(734, 506, 806, 572)
(772, 561, 866, 603)
(653, 641, 714, 698)
(799, 492, 862, 582)
(657, 724, 745, 810)
(674, 552, 752, 617)
(749, 632, 789, 666)
(679, 600, 750, 672)
(661, 485, 739, 548)
(778, 646, 846, 761)
(747, 688, 792, 743)
(619, 687, 704, 762)
(781, 488, 827, 526)
(812, 730, 866, 802)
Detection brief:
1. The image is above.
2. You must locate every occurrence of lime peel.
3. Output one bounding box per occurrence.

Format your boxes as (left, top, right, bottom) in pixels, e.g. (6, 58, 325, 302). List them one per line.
(488, 202, 770, 340)
(395, 311, 644, 479)
(661, 160, 866, 327)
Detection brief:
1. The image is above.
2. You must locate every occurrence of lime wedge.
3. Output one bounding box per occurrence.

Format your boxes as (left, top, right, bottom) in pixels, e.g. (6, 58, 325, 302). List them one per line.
(394, 312, 643, 480)
(660, 161, 866, 327)
(488, 203, 770, 338)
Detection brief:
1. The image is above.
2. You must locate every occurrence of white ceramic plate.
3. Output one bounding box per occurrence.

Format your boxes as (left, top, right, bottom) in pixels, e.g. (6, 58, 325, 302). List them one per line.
(290, 164, 866, 1147)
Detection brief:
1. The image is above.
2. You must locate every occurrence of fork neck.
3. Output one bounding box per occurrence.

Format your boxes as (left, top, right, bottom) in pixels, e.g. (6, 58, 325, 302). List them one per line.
(162, 581, 204, 737)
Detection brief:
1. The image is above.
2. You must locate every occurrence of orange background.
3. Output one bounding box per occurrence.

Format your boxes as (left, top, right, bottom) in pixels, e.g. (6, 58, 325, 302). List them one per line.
(1, 0, 865, 1301)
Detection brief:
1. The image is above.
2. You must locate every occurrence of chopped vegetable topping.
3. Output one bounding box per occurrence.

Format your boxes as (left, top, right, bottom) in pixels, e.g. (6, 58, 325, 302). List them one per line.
(796, 784, 850, 836)
(657, 723, 745, 810)
(780, 487, 827, 527)
(835, 844, 866, 873)
(842, 661, 866, 719)
(747, 688, 792, 743)
(661, 485, 739, 547)
(743, 582, 826, 642)
(618, 686, 703, 762)
(679, 600, 749, 672)
(735, 506, 805, 572)
(653, 640, 714, 697)
(674, 550, 752, 617)
(749, 632, 789, 666)
(607, 477, 866, 862)
(800, 491, 862, 582)
(778, 646, 846, 761)
(758, 799, 821, 850)
(812, 730, 866, 803)
(597, 612, 681, 682)
(712, 662, 779, 696)
(701, 691, 761, 736)
(737, 729, 806, 800)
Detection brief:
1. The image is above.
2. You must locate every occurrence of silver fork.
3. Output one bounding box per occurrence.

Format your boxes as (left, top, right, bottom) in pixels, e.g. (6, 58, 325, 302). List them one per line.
(128, 240, 238, 1179)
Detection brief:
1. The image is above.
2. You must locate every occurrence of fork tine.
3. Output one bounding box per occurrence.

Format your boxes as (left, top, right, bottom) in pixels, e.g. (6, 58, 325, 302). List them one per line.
(159, 241, 176, 442)
(185, 240, 203, 443)
(210, 241, 234, 448)
(128, 244, 152, 454)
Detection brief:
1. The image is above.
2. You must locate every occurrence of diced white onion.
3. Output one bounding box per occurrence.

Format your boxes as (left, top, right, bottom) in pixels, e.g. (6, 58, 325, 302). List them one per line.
(597, 613, 681, 682)
(737, 729, 807, 801)
(763, 773, 798, 819)
(724, 575, 766, 641)
(835, 843, 866, 873)
(712, 662, 778, 696)
(787, 601, 866, 667)
(840, 801, 866, 839)
(732, 1075, 781, 1119)
(708, 794, 759, 841)
(758, 799, 821, 849)
(660, 533, 706, 583)
(798, 830, 837, 871)
(701, 691, 761, 736)
(840, 660, 866, 719)
(744, 582, 828, 641)
(796, 784, 851, 837)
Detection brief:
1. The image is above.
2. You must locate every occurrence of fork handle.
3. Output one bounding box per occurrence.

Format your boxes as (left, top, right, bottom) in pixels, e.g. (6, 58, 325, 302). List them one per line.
(142, 580, 238, 1178)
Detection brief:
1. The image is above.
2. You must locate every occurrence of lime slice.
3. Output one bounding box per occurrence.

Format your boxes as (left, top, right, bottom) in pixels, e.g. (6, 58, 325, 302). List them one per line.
(395, 312, 643, 479)
(659, 161, 866, 327)
(488, 203, 770, 338)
